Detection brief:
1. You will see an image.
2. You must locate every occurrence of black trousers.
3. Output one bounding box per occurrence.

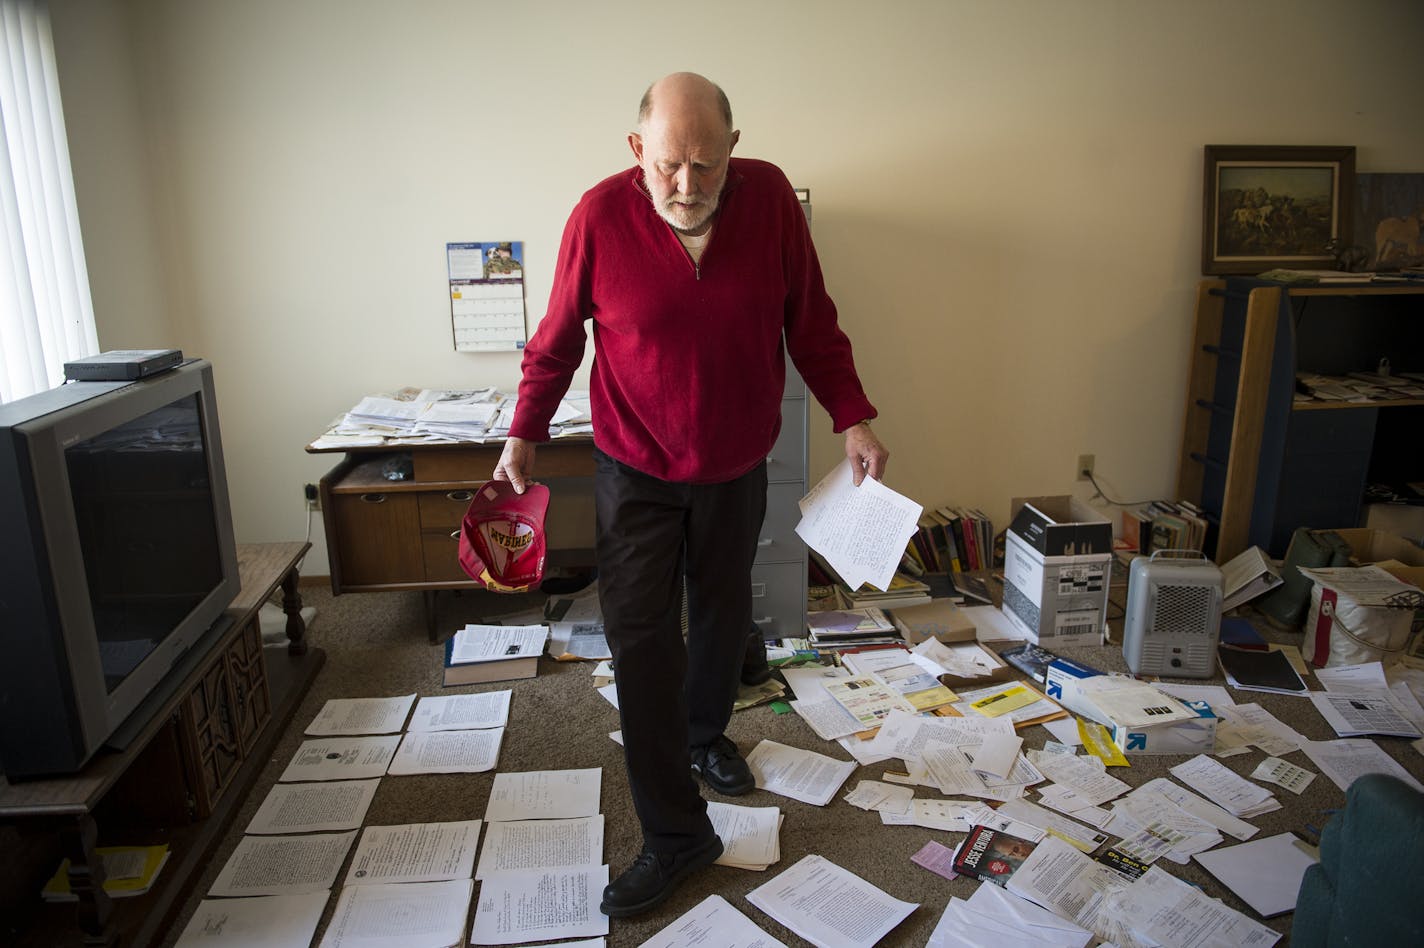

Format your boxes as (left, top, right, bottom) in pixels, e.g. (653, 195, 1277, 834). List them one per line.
(593, 448, 767, 853)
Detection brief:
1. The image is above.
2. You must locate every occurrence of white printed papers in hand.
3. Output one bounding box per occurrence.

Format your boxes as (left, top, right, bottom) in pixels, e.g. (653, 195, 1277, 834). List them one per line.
(469, 866, 609, 945)
(484, 768, 602, 822)
(795, 458, 924, 593)
(642, 894, 788, 948)
(345, 821, 481, 886)
(320, 878, 473, 948)
(707, 801, 782, 870)
(305, 694, 416, 736)
(173, 892, 328, 948)
(744, 740, 857, 807)
(246, 778, 380, 835)
(209, 832, 356, 897)
(746, 853, 918, 948)
(409, 691, 511, 731)
(279, 736, 401, 783)
(387, 728, 504, 774)
(475, 816, 603, 880)
(1169, 755, 1279, 818)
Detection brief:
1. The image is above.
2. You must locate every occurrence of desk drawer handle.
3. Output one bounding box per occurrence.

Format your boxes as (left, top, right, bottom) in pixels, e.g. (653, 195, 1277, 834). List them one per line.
(756, 537, 773, 547)
(450, 530, 461, 540)
(752, 616, 773, 626)
(447, 490, 473, 502)
(360, 493, 387, 504)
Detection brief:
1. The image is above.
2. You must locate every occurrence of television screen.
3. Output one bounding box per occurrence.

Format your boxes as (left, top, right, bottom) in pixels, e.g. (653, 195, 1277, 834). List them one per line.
(65, 393, 225, 693)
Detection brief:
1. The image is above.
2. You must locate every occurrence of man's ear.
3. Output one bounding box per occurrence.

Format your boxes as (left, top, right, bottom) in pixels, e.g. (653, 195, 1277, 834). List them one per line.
(628, 132, 644, 163)
(729, 129, 740, 155)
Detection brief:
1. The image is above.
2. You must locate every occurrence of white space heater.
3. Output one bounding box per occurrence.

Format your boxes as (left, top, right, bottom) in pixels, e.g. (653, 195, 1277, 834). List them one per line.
(1123, 551, 1223, 678)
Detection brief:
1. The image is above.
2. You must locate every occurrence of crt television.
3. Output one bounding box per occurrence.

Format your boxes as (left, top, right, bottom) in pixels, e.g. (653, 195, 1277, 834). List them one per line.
(0, 359, 240, 777)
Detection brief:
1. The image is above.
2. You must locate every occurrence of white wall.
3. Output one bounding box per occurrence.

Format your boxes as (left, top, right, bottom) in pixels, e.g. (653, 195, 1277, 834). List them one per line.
(49, 0, 1424, 574)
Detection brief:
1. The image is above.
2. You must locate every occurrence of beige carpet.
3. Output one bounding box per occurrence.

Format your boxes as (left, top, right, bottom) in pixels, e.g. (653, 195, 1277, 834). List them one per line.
(149, 583, 1423, 947)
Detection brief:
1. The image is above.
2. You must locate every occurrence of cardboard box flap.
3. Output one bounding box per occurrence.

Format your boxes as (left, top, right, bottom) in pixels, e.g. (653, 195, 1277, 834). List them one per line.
(1009, 495, 1114, 557)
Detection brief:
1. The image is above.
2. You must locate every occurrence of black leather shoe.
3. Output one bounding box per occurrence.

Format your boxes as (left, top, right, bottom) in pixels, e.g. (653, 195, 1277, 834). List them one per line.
(600, 836, 723, 917)
(741, 625, 773, 686)
(691, 735, 755, 795)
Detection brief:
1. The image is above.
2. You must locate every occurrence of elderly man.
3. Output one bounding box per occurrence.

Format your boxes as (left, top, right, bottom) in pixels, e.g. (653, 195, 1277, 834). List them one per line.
(494, 71, 887, 916)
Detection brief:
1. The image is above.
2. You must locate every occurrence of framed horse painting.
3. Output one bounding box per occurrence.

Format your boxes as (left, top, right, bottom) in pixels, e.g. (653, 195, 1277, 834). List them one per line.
(1201, 145, 1356, 275)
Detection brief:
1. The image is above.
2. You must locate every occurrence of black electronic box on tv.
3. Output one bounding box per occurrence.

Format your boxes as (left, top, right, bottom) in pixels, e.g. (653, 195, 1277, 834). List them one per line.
(63, 349, 184, 382)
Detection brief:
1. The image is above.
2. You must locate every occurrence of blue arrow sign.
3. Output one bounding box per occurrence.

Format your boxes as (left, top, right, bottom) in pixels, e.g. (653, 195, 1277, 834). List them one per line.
(1126, 733, 1147, 751)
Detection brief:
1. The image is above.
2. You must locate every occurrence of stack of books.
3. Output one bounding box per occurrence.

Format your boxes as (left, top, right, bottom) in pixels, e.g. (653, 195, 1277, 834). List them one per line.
(809, 551, 931, 610)
(1120, 500, 1210, 555)
(906, 505, 995, 573)
(805, 607, 904, 654)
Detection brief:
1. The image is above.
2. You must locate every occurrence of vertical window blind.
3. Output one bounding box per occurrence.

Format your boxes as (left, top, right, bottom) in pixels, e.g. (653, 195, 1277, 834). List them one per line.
(1, 0, 97, 404)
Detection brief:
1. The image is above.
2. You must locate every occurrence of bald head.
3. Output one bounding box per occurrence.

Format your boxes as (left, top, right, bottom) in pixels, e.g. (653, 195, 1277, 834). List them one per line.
(629, 72, 740, 236)
(638, 72, 733, 134)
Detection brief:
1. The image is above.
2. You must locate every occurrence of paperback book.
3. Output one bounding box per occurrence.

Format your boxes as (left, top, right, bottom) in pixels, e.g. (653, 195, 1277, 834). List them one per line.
(952, 825, 1040, 888)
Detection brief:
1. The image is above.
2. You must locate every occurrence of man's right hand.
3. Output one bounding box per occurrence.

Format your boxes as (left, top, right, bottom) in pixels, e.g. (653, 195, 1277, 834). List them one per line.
(493, 437, 536, 494)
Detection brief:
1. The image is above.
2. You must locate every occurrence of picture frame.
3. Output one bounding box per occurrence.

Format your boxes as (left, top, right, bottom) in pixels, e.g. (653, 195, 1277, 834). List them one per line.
(1353, 173, 1424, 272)
(1201, 145, 1355, 275)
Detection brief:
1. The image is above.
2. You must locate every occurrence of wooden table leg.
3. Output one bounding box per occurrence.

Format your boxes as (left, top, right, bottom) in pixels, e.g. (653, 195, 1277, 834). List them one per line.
(281, 566, 308, 656)
(424, 589, 438, 644)
(63, 814, 116, 947)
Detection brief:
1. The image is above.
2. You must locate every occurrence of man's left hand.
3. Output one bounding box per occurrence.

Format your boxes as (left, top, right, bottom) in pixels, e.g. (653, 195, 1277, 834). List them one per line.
(844, 421, 888, 486)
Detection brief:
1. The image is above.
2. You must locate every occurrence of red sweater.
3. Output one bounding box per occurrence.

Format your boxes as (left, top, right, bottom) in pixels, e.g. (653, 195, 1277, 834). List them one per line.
(509, 158, 876, 484)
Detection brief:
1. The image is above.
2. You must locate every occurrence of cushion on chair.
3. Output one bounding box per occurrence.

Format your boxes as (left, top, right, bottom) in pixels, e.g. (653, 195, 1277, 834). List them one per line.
(1293, 773, 1424, 946)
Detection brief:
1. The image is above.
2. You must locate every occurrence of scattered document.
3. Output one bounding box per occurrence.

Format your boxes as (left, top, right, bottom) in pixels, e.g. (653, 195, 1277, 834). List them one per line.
(387, 728, 504, 774)
(475, 816, 603, 879)
(449, 624, 547, 664)
(409, 691, 511, 731)
(1108, 865, 1280, 946)
(795, 459, 923, 593)
(469, 865, 610, 945)
(321, 878, 473, 948)
(910, 840, 959, 881)
(641, 894, 787, 948)
(1251, 757, 1316, 795)
(279, 736, 401, 782)
(707, 801, 783, 870)
(485, 768, 602, 822)
(174, 892, 328, 948)
(548, 620, 612, 660)
(1169, 755, 1279, 818)
(744, 740, 857, 807)
(843, 780, 915, 816)
(928, 881, 1092, 948)
(246, 778, 380, 835)
(209, 831, 356, 897)
(960, 604, 1027, 642)
(305, 694, 416, 736)
(745, 853, 917, 948)
(1299, 738, 1424, 793)
(1192, 832, 1317, 918)
(824, 675, 916, 727)
(345, 821, 481, 886)
(1309, 690, 1421, 738)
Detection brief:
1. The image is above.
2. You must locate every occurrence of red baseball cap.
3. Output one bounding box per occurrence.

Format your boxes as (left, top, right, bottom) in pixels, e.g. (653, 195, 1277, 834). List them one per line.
(458, 480, 550, 592)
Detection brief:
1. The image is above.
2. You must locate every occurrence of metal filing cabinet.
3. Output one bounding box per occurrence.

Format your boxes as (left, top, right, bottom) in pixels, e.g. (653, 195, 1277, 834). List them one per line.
(750, 188, 814, 642)
(751, 362, 809, 641)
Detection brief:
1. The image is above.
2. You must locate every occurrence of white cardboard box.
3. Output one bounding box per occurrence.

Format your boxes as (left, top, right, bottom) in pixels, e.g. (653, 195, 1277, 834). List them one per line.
(1043, 656, 1107, 722)
(1001, 496, 1114, 646)
(1111, 700, 1218, 756)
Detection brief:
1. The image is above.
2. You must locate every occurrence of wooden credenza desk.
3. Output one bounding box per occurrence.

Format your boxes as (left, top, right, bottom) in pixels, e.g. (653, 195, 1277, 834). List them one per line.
(0, 542, 323, 948)
(307, 439, 598, 636)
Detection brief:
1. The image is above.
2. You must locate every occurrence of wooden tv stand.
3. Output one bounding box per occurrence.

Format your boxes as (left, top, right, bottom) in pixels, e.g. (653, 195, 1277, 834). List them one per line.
(0, 542, 324, 948)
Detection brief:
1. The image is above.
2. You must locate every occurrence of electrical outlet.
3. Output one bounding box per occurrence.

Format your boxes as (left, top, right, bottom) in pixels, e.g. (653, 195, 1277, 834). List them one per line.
(303, 483, 319, 510)
(1076, 454, 1095, 482)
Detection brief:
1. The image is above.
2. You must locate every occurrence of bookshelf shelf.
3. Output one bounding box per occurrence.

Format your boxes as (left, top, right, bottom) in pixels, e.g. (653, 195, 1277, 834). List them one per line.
(1176, 279, 1424, 562)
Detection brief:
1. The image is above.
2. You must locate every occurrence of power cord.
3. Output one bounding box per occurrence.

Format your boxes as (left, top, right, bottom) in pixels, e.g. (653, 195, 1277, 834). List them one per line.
(1084, 469, 1158, 508)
